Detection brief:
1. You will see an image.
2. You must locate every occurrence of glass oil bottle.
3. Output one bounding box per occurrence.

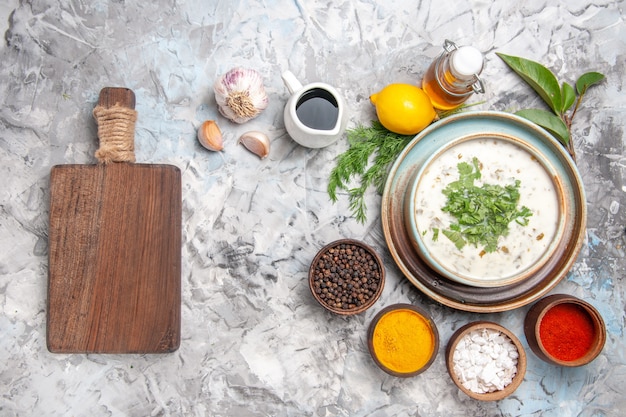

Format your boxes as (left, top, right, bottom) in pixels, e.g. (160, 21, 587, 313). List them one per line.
(422, 39, 485, 110)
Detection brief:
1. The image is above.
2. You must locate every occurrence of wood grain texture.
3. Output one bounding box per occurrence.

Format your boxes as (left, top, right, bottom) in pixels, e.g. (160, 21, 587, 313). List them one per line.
(47, 163, 181, 353)
(98, 86, 136, 108)
(47, 87, 181, 353)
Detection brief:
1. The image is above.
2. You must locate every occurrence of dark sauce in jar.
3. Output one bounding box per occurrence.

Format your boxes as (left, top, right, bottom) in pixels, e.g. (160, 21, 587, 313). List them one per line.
(295, 88, 339, 130)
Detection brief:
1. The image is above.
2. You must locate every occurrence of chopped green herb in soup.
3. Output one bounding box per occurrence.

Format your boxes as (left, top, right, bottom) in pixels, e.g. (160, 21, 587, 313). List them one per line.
(414, 138, 561, 283)
(440, 156, 532, 253)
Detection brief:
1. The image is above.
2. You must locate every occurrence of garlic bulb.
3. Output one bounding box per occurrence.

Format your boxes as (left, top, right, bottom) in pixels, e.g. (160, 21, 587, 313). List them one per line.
(239, 131, 270, 159)
(197, 120, 224, 151)
(214, 68, 269, 124)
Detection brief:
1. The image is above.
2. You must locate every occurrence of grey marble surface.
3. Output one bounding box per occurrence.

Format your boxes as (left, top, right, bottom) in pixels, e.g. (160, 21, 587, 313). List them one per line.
(1, 0, 625, 416)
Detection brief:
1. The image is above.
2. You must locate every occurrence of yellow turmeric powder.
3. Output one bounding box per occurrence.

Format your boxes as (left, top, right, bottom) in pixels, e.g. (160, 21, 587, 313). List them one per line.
(371, 308, 435, 374)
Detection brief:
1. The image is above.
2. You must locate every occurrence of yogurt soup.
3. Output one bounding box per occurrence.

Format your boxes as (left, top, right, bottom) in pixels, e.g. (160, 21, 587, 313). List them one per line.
(413, 136, 562, 286)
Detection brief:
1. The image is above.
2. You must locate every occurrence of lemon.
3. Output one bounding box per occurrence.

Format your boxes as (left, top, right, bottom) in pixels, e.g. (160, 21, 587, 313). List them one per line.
(370, 84, 436, 135)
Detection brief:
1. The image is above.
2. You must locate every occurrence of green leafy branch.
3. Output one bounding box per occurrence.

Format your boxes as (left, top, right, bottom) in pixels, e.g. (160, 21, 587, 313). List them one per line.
(497, 53, 605, 160)
(327, 121, 414, 223)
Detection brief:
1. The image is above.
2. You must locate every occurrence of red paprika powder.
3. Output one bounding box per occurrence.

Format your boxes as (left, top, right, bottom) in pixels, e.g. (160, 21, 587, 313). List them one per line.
(539, 303, 596, 361)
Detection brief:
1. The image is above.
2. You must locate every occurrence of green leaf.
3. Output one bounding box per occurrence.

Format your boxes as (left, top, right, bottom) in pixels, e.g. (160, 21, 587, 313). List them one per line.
(497, 53, 562, 114)
(515, 109, 570, 146)
(442, 229, 466, 250)
(561, 82, 576, 113)
(576, 71, 605, 95)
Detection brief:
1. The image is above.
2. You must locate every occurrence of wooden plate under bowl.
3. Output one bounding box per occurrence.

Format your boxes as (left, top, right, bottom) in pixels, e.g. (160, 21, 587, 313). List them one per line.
(381, 111, 587, 312)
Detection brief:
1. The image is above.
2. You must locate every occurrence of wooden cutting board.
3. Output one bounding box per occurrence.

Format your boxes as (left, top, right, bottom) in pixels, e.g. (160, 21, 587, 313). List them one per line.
(47, 87, 182, 353)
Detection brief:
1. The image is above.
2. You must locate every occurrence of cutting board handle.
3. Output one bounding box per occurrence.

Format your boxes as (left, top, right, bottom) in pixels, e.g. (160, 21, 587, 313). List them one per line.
(93, 87, 138, 164)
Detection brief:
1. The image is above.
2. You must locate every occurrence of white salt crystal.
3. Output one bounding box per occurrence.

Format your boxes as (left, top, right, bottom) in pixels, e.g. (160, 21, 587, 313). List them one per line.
(452, 328, 519, 394)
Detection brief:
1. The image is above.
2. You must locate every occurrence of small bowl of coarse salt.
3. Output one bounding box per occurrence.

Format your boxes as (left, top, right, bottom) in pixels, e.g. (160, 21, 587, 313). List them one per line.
(445, 321, 527, 401)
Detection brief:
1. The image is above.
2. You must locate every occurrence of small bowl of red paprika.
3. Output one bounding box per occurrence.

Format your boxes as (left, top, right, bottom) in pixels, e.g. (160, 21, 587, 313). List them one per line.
(524, 294, 606, 367)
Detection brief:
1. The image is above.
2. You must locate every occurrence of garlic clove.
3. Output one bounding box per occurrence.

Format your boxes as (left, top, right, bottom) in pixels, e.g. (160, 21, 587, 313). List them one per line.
(239, 131, 270, 159)
(214, 68, 269, 124)
(197, 120, 224, 151)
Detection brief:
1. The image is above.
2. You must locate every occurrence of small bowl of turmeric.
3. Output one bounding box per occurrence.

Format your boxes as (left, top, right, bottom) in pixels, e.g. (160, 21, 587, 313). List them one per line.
(367, 303, 439, 377)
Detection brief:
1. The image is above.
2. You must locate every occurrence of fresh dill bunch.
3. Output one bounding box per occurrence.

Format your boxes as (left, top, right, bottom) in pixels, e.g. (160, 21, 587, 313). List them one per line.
(327, 104, 482, 223)
(327, 121, 414, 223)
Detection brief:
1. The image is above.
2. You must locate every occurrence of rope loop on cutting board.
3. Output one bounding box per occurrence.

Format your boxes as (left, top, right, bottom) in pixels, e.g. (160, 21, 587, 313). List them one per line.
(93, 105, 138, 163)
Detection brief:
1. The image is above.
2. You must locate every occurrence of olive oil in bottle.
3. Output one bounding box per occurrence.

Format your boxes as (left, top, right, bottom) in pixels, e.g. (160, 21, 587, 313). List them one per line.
(422, 40, 485, 110)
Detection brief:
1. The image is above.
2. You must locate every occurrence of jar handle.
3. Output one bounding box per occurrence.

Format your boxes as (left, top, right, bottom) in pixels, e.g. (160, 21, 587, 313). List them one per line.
(443, 39, 458, 54)
(281, 71, 303, 95)
(472, 76, 485, 94)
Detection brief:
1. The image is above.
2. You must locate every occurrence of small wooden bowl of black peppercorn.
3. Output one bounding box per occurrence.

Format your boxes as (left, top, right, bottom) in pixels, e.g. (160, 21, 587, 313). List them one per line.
(309, 239, 385, 315)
